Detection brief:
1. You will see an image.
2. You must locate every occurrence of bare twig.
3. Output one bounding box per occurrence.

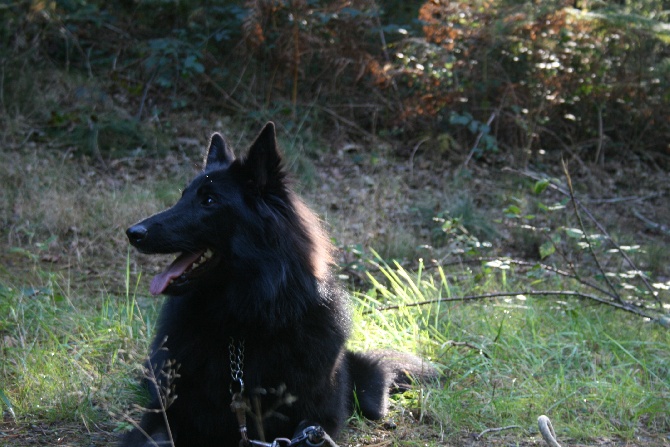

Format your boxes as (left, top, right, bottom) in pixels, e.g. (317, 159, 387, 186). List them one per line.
(475, 424, 523, 440)
(595, 105, 604, 166)
(201, 71, 246, 113)
(322, 429, 342, 447)
(319, 106, 377, 139)
(534, 124, 588, 171)
(512, 168, 660, 307)
(362, 290, 656, 320)
(122, 414, 167, 447)
(409, 137, 430, 178)
(585, 193, 661, 204)
(463, 112, 496, 168)
(443, 340, 490, 359)
(562, 159, 621, 302)
(633, 209, 670, 236)
(137, 68, 158, 121)
(124, 337, 177, 447)
(430, 257, 618, 301)
(153, 364, 176, 447)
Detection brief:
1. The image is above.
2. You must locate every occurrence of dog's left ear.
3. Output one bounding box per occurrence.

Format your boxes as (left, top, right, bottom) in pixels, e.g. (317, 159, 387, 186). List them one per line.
(245, 122, 282, 188)
(204, 132, 235, 172)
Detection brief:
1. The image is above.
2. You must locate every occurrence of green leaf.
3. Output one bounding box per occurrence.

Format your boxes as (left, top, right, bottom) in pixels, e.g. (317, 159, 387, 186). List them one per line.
(449, 113, 472, 126)
(539, 240, 555, 259)
(533, 179, 550, 195)
(183, 55, 204, 74)
(503, 205, 521, 218)
(340, 7, 364, 17)
(565, 228, 584, 239)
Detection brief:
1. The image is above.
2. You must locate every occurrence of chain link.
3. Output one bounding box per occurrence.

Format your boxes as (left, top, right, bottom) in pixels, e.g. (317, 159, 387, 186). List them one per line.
(229, 337, 245, 394)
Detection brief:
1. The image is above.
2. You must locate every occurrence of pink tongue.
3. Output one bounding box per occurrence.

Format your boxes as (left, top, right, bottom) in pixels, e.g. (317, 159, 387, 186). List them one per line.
(150, 250, 205, 296)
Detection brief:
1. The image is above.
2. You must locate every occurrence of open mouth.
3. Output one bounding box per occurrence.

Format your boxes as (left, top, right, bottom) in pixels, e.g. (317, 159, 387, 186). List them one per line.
(150, 249, 216, 295)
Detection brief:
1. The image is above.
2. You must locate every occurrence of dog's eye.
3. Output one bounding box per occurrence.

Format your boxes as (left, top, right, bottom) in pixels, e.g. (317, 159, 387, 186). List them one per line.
(201, 195, 216, 207)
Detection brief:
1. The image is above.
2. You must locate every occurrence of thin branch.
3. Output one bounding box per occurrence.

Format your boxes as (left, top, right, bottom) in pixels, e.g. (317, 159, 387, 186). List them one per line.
(512, 168, 660, 307)
(201, 71, 246, 113)
(429, 257, 618, 301)
(633, 209, 670, 236)
(534, 123, 588, 171)
(137, 67, 158, 121)
(475, 424, 523, 440)
(443, 340, 490, 359)
(122, 414, 165, 447)
(585, 193, 661, 204)
(562, 159, 621, 302)
(595, 105, 605, 166)
(319, 106, 377, 139)
(362, 290, 656, 320)
(409, 137, 430, 178)
(463, 112, 496, 168)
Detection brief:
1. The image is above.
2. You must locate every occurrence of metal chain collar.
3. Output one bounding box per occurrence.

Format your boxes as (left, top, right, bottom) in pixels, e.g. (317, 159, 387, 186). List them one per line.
(227, 337, 331, 447)
(229, 337, 245, 395)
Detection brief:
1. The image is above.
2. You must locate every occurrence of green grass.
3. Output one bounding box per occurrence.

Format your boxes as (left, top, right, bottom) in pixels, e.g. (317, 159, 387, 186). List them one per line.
(0, 269, 160, 426)
(349, 257, 670, 442)
(2, 245, 669, 442)
(1, 136, 669, 445)
(0, 247, 668, 444)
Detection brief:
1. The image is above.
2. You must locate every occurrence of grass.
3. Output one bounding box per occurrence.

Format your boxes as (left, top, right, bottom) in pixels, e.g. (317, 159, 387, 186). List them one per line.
(1, 127, 669, 445)
(0, 276, 145, 425)
(1, 254, 668, 445)
(350, 257, 670, 442)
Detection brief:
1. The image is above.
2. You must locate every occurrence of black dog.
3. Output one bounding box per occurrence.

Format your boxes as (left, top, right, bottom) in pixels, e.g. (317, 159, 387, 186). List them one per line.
(123, 123, 434, 447)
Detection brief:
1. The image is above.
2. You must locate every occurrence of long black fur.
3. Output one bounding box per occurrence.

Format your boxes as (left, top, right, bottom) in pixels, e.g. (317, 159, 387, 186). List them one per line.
(122, 123, 435, 447)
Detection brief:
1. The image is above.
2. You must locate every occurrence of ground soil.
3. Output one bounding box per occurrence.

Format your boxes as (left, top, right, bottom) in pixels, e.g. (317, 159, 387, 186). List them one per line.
(2, 415, 670, 446)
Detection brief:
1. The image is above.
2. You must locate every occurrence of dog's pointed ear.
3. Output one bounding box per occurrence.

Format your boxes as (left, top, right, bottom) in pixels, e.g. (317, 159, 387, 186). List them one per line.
(204, 133, 235, 172)
(245, 122, 282, 188)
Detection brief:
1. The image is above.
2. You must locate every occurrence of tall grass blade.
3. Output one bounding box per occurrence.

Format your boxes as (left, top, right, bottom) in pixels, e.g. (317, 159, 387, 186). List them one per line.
(0, 388, 16, 420)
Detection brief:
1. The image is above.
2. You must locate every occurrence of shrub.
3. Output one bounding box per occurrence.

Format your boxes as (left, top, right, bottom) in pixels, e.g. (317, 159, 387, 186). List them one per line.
(1, 1, 667, 162)
(373, 0, 670, 162)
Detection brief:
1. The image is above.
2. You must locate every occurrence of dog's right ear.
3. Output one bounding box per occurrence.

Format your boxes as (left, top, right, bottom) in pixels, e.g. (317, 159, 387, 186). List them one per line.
(204, 133, 235, 172)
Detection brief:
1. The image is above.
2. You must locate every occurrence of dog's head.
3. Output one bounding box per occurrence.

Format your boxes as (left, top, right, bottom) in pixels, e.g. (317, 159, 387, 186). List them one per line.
(126, 122, 330, 299)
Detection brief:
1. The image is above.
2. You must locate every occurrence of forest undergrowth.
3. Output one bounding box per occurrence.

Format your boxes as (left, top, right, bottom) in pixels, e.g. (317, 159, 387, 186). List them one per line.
(1, 1, 669, 445)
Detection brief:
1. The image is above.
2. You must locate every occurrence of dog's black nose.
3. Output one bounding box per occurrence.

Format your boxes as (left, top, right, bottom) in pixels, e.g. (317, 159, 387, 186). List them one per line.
(126, 225, 148, 244)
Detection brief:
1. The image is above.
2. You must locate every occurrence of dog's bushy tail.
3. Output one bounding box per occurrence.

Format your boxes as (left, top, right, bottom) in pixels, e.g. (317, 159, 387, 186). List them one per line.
(346, 350, 439, 420)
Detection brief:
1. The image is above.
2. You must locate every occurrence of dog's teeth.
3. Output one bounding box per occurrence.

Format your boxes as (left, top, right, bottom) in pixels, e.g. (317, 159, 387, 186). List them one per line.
(185, 250, 213, 273)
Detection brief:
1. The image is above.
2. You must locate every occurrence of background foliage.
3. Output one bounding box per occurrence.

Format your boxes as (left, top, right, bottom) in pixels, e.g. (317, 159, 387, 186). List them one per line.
(1, 0, 668, 162)
(1, 2, 669, 444)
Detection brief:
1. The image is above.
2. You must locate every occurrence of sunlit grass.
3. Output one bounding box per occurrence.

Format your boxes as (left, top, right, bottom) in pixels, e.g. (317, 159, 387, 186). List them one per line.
(0, 270, 160, 426)
(350, 257, 670, 442)
(1, 251, 668, 444)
